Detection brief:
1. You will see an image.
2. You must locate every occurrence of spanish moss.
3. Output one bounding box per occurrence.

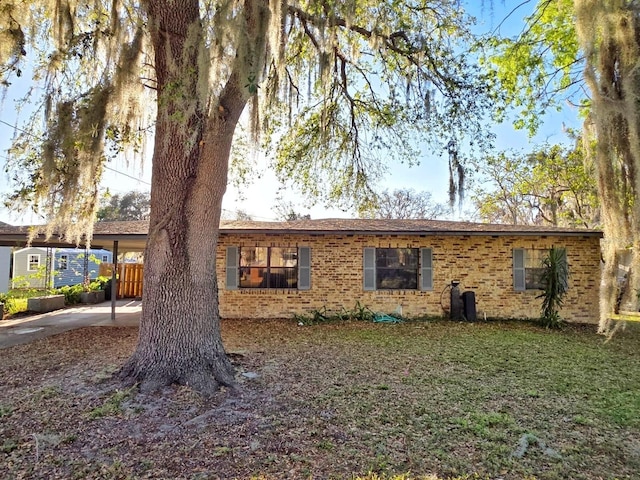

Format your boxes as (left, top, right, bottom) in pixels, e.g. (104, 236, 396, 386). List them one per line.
(575, 0, 640, 333)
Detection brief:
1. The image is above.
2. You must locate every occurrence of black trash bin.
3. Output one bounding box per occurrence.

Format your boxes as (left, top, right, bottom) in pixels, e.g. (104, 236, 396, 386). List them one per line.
(462, 291, 477, 322)
(104, 279, 112, 301)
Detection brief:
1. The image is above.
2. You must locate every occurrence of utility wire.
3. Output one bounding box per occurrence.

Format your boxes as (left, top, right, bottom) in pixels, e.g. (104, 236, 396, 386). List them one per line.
(0, 119, 278, 221)
(103, 166, 151, 185)
(0, 118, 151, 185)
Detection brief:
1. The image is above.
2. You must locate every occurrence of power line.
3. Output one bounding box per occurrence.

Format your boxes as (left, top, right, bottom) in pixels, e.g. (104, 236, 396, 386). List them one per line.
(103, 166, 150, 185)
(0, 119, 279, 221)
(0, 118, 151, 185)
(0, 118, 37, 138)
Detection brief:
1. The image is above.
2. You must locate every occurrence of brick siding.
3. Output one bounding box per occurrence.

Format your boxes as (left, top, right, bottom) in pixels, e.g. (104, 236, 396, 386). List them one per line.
(218, 233, 601, 323)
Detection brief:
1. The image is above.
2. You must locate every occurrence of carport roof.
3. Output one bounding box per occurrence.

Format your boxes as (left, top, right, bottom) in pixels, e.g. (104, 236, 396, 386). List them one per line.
(0, 218, 602, 252)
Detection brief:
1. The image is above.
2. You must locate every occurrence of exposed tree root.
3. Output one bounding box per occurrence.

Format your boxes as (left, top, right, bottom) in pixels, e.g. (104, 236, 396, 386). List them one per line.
(119, 352, 236, 397)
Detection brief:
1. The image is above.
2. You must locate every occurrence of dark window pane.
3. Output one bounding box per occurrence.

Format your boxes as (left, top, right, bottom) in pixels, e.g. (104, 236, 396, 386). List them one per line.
(375, 248, 419, 290)
(376, 249, 395, 268)
(377, 268, 418, 289)
(526, 267, 545, 290)
(239, 247, 298, 289)
(401, 249, 419, 268)
(265, 267, 297, 288)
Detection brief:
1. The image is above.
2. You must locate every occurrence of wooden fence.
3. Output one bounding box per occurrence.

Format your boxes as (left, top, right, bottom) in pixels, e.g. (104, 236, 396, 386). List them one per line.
(99, 263, 144, 299)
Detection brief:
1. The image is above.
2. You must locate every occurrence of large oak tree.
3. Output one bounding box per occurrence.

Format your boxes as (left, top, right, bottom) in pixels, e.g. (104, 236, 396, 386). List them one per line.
(1, 0, 492, 393)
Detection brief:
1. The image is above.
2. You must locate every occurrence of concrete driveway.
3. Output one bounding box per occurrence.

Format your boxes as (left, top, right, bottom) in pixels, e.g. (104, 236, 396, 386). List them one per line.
(0, 300, 141, 349)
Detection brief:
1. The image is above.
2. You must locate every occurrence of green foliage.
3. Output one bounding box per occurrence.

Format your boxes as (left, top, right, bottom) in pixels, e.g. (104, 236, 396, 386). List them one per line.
(0, 404, 13, 418)
(87, 387, 137, 419)
(294, 301, 378, 325)
(11, 265, 53, 290)
(3, 297, 27, 315)
(55, 284, 84, 305)
(6, 288, 53, 298)
(96, 190, 150, 221)
(0, 278, 108, 314)
(294, 301, 411, 325)
(480, 0, 583, 135)
(350, 301, 376, 322)
(538, 247, 569, 329)
(1, 438, 18, 454)
(88, 275, 110, 291)
(1, 289, 56, 315)
(453, 411, 516, 438)
(472, 142, 599, 227)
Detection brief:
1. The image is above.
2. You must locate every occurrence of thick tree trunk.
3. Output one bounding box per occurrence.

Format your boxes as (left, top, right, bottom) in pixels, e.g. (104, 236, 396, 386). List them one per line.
(120, 0, 251, 394)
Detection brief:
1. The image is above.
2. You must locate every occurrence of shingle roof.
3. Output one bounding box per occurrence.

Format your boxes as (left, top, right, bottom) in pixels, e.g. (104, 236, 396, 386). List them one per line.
(217, 218, 602, 236)
(0, 218, 603, 251)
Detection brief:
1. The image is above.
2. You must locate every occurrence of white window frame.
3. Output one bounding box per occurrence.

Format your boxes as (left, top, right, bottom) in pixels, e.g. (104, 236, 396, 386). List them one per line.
(27, 254, 40, 272)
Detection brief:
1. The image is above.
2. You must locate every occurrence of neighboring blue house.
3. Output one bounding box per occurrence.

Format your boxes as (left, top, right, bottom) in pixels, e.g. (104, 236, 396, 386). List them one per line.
(12, 247, 113, 289)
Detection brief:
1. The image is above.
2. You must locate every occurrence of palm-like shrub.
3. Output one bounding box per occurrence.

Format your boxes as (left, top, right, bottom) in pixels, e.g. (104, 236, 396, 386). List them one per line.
(538, 247, 569, 328)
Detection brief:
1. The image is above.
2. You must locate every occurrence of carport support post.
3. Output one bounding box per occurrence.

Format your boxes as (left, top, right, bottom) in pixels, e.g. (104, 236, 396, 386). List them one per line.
(111, 240, 118, 321)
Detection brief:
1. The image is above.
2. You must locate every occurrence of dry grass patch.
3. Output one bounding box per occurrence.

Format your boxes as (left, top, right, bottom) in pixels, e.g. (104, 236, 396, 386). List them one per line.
(1, 319, 639, 479)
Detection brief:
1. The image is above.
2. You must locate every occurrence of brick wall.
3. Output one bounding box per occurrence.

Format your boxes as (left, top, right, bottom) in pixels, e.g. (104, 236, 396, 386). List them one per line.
(217, 233, 601, 323)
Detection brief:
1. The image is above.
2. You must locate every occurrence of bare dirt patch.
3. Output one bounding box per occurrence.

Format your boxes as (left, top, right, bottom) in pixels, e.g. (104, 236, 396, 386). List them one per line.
(1, 319, 639, 479)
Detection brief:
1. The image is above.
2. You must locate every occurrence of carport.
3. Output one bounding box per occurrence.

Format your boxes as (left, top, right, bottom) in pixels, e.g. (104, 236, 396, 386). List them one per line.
(0, 221, 149, 321)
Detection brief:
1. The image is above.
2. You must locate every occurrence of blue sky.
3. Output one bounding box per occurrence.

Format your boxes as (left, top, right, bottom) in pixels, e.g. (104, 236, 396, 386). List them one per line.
(0, 0, 580, 224)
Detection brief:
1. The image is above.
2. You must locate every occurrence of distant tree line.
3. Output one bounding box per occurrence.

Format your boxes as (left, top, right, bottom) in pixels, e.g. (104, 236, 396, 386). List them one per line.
(97, 191, 151, 222)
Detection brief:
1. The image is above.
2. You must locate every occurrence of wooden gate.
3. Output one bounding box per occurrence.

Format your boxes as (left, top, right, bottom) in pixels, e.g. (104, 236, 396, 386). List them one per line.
(99, 263, 144, 299)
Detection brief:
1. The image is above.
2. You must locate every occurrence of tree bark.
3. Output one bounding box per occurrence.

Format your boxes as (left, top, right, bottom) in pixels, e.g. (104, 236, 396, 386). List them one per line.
(120, 0, 253, 394)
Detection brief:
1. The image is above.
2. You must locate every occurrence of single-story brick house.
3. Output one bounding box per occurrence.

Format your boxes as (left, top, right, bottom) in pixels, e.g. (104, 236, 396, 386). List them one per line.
(216, 219, 602, 323)
(0, 219, 602, 323)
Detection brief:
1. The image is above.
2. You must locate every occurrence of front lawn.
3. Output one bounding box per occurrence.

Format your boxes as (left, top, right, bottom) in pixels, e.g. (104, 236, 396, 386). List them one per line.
(0, 319, 638, 479)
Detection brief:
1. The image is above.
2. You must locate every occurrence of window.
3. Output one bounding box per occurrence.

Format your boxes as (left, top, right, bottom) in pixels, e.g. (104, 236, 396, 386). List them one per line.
(226, 246, 311, 290)
(27, 254, 40, 271)
(58, 254, 68, 270)
(102, 255, 109, 263)
(364, 247, 433, 291)
(513, 248, 567, 291)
